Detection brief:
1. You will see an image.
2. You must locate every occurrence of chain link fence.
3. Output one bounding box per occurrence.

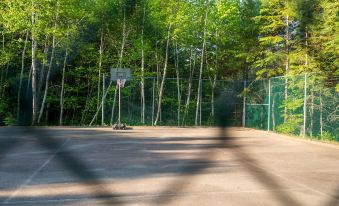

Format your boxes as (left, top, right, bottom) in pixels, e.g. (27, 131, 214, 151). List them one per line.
(15, 71, 337, 142)
(95, 77, 243, 127)
(245, 74, 338, 141)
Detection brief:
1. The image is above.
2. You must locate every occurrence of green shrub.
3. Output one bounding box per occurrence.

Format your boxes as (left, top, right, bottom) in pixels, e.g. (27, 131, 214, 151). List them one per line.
(276, 123, 298, 135)
(276, 116, 303, 135)
(321, 132, 336, 141)
(4, 114, 17, 126)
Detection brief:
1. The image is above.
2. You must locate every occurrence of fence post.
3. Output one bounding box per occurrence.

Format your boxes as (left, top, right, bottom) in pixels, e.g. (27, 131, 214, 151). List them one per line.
(152, 78, 155, 126)
(268, 78, 271, 131)
(200, 80, 202, 126)
(102, 74, 105, 126)
(242, 79, 246, 127)
(303, 73, 307, 137)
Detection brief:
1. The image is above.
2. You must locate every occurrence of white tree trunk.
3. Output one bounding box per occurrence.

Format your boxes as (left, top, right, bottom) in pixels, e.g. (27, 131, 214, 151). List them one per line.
(110, 10, 128, 125)
(154, 24, 172, 126)
(302, 31, 309, 136)
(155, 39, 162, 122)
(31, 0, 38, 125)
(37, 36, 49, 102)
(17, 31, 29, 120)
(37, 33, 56, 124)
(284, 14, 289, 123)
(37, 6, 59, 124)
(140, 5, 146, 124)
(97, 25, 104, 123)
(182, 48, 195, 125)
(195, 10, 208, 126)
(175, 42, 181, 126)
(59, 48, 68, 125)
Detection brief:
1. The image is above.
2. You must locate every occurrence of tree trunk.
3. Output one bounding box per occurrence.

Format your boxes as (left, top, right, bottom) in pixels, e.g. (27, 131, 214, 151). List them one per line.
(1, 31, 4, 50)
(31, 0, 38, 125)
(303, 30, 309, 136)
(213, 30, 219, 124)
(81, 78, 94, 125)
(110, 85, 118, 125)
(37, 34, 56, 124)
(195, 10, 208, 126)
(155, 38, 162, 122)
(154, 24, 172, 126)
(17, 31, 29, 121)
(110, 10, 128, 125)
(284, 14, 289, 123)
(175, 42, 181, 126)
(37, 36, 49, 103)
(300, 29, 308, 137)
(140, 5, 146, 124)
(1, 63, 9, 99)
(0, 32, 5, 99)
(155, 40, 160, 91)
(210, 74, 216, 119)
(182, 48, 195, 125)
(38, 7, 59, 124)
(97, 24, 104, 123)
(59, 48, 68, 125)
(26, 65, 32, 100)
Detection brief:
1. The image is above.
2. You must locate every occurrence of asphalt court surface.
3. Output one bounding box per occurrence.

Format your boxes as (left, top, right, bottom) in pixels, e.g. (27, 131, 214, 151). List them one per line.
(0, 127, 338, 206)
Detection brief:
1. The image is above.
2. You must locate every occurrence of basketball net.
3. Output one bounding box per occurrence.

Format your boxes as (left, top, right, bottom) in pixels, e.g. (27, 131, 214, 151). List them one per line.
(117, 79, 126, 88)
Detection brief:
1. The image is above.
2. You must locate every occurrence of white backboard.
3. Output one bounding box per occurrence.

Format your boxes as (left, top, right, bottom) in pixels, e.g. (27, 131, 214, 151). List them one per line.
(110, 68, 131, 81)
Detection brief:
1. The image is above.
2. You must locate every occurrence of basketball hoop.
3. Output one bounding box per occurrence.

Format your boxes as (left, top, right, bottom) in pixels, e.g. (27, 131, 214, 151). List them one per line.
(110, 68, 131, 130)
(117, 79, 126, 88)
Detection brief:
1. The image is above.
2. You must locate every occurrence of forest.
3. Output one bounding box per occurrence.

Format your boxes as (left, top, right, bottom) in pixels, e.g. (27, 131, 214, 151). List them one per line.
(0, 0, 338, 130)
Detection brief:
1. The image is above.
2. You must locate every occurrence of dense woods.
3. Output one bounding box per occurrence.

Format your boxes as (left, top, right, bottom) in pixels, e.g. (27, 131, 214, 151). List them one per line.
(0, 0, 337, 127)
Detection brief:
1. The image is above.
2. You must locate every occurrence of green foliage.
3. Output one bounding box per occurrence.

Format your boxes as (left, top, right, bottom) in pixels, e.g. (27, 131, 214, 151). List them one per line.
(276, 120, 301, 135)
(0, 0, 337, 131)
(321, 132, 336, 142)
(4, 114, 16, 126)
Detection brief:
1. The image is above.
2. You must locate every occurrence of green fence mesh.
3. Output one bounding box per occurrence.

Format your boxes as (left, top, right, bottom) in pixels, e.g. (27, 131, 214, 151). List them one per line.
(245, 74, 338, 141)
(73, 73, 337, 142)
(99, 77, 243, 127)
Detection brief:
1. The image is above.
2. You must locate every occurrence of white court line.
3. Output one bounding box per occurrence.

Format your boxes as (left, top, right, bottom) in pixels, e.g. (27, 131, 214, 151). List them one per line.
(7, 151, 50, 157)
(2, 188, 307, 205)
(242, 158, 339, 202)
(2, 139, 69, 205)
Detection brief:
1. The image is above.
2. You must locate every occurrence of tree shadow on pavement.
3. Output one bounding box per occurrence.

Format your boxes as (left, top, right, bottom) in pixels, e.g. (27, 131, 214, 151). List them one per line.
(0, 92, 338, 206)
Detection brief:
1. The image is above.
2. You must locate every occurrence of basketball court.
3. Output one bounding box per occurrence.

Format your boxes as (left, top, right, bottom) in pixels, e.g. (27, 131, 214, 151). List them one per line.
(0, 127, 338, 205)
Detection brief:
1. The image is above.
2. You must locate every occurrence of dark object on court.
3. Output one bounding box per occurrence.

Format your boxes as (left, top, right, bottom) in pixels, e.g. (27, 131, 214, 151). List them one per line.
(113, 123, 127, 130)
(215, 89, 238, 128)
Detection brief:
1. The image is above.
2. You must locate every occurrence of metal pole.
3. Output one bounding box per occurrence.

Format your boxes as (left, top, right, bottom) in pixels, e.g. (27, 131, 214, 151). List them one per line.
(118, 81, 121, 126)
(303, 73, 307, 137)
(200, 80, 202, 126)
(242, 79, 246, 127)
(152, 78, 155, 126)
(268, 78, 271, 131)
(102, 74, 105, 126)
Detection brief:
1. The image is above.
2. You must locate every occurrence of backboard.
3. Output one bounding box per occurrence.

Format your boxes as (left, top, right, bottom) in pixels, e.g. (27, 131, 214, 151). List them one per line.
(110, 68, 131, 81)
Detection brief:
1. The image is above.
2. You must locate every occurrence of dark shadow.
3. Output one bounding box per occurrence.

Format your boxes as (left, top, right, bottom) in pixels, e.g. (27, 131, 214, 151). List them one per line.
(324, 186, 339, 206)
(0, 127, 123, 205)
(0, 89, 338, 206)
